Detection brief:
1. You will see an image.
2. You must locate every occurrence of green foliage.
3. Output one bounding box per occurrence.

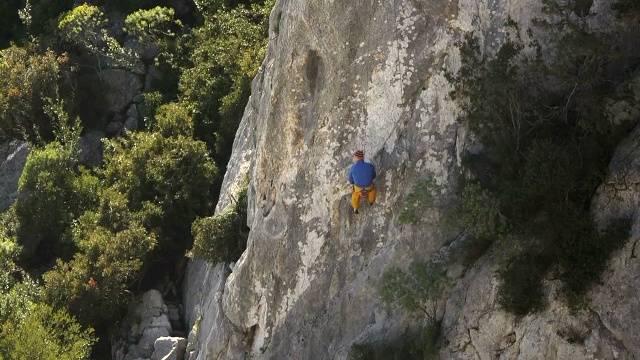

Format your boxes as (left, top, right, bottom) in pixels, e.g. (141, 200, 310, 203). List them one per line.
(0, 303, 95, 360)
(380, 261, 449, 323)
(102, 130, 219, 245)
(399, 179, 441, 225)
(458, 183, 506, 240)
(559, 218, 631, 305)
(153, 102, 194, 137)
(179, 0, 273, 166)
(138, 91, 165, 129)
(497, 251, 551, 315)
(124, 7, 182, 45)
(450, 9, 639, 314)
(58, 4, 136, 71)
(0, 46, 63, 142)
(15, 141, 100, 260)
(43, 221, 156, 326)
(191, 187, 249, 263)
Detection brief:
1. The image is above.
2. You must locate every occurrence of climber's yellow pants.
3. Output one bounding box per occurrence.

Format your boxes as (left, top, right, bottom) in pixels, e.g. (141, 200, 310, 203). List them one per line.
(352, 184, 376, 210)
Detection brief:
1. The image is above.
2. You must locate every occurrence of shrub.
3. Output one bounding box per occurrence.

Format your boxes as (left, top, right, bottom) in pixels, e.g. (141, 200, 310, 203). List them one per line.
(102, 131, 218, 245)
(450, 9, 639, 314)
(191, 187, 249, 263)
(380, 260, 449, 323)
(153, 102, 194, 137)
(179, 0, 273, 165)
(43, 222, 156, 326)
(14, 141, 100, 260)
(124, 7, 182, 46)
(0, 46, 62, 142)
(0, 303, 95, 360)
(399, 179, 441, 225)
(497, 251, 552, 315)
(58, 4, 136, 72)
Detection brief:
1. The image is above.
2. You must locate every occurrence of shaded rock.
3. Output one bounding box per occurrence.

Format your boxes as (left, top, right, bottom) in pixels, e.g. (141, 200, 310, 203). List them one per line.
(113, 290, 174, 360)
(183, 262, 244, 360)
(101, 69, 143, 114)
(144, 65, 165, 93)
(125, 117, 139, 132)
(152, 337, 187, 360)
(106, 121, 124, 136)
(78, 131, 104, 167)
(0, 140, 29, 212)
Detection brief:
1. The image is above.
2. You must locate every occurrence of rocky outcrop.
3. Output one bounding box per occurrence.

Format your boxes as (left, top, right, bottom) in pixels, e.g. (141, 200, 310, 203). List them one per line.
(101, 69, 144, 115)
(113, 290, 187, 360)
(183, 0, 640, 359)
(78, 130, 105, 167)
(0, 140, 29, 212)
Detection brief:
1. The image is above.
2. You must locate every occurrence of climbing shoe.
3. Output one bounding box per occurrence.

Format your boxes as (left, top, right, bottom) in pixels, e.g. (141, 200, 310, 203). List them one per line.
(354, 209, 359, 214)
(369, 201, 375, 206)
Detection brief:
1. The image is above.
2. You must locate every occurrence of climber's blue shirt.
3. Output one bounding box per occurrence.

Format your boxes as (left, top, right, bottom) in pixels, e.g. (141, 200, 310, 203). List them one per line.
(349, 159, 376, 187)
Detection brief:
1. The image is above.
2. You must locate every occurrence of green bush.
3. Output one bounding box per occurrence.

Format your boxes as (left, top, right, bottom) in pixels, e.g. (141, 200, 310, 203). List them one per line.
(179, 0, 273, 166)
(14, 142, 100, 260)
(380, 261, 449, 323)
(191, 187, 249, 263)
(153, 102, 194, 137)
(450, 8, 639, 314)
(102, 131, 218, 244)
(399, 179, 441, 225)
(43, 222, 156, 326)
(0, 303, 95, 360)
(124, 7, 182, 46)
(0, 46, 63, 142)
(497, 251, 552, 315)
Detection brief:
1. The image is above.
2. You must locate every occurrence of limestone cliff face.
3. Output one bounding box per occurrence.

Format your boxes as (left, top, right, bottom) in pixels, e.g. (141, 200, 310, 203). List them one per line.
(183, 0, 640, 359)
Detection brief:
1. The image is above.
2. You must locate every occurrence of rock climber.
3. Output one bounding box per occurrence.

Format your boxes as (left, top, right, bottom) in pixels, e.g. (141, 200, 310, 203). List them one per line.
(349, 150, 376, 214)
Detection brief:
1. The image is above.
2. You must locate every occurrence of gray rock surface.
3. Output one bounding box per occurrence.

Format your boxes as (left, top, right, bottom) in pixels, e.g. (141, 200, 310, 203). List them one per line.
(101, 69, 143, 114)
(0, 140, 29, 212)
(183, 0, 640, 359)
(113, 290, 177, 360)
(78, 130, 104, 167)
(152, 337, 187, 360)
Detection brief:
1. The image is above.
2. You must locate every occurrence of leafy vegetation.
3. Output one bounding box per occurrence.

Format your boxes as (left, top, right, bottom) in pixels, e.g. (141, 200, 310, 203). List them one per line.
(0, 0, 271, 356)
(180, 0, 273, 167)
(0, 46, 65, 142)
(191, 186, 249, 263)
(375, 260, 449, 358)
(380, 260, 449, 323)
(444, 1, 639, 314)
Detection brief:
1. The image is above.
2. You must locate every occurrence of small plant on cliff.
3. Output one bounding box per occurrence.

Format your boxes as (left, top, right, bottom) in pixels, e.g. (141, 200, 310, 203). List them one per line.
(191, 186, 249, 264)
(380, 260, 449, 323)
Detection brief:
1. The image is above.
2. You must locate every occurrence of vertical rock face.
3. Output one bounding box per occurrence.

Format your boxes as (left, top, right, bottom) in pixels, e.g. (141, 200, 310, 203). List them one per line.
(184, 0, 640, 359)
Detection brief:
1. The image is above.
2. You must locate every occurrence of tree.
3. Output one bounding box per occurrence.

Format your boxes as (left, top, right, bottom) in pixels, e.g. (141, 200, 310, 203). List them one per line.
(58, 4, 136, 74)
(179, 0, 273, 165)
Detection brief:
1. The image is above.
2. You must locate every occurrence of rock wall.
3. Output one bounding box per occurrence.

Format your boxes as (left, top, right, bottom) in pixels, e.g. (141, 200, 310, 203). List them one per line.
(183, 0, 640, 359)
